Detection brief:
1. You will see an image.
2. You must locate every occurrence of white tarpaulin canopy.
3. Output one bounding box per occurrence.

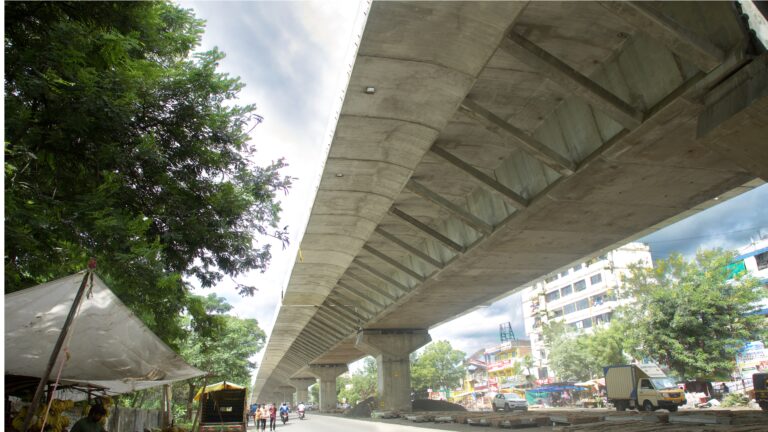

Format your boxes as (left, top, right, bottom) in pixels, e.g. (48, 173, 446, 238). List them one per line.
(5, 272, 205, 395)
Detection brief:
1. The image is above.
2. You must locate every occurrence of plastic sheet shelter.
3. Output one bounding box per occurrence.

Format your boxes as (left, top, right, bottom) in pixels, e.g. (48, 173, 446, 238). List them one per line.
(194, 382, 246, 401)
(5, 272, 205, 395)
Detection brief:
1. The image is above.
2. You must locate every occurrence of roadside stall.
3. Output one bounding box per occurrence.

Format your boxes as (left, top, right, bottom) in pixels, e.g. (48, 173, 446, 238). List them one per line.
(193, 382, 247, 432)
(5, 271, 205, 431)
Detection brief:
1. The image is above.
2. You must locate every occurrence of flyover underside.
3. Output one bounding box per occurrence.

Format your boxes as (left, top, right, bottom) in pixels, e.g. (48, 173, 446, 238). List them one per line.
(254, 1, 768, 398)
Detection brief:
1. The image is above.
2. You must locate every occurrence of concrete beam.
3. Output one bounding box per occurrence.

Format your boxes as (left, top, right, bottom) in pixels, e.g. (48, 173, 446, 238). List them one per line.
(362, 244, 427, 282)
(355, 329, 432, 412)
(500, 32, 643, 130)
(459, 98, 576, 176)
(330, 291, 376, 317)
(599, 1, 725, 72)
(374, 227, 445, 269)
(311, 310, 356, 334)
(345, 272, 399, 303)
(389, 207, 465, 253)
(324, 302, 366, 327)
(430, 144, 529, 209)
(306, 316, 350, 340)
(354, 260, 410, 293)
(405, 179, 494, 235)
(338, 281, 386, 310)
(698, 54, 768, 180)
(308, 364, 348, 412)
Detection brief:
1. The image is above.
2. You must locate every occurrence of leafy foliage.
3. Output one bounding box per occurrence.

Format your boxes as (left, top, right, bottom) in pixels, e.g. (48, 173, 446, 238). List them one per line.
(411, 341, 466, 392)
(337, 357, 377, 406)
(543, 318, 628, 381)
(119, 294, 266, 420)
(4, 1, 291, 342)
(620, 250, 766, 380)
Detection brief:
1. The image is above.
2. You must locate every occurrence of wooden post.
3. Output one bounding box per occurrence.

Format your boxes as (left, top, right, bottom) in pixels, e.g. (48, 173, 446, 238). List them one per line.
(23, 269, 93, 432)
(190, 374, 210, 432)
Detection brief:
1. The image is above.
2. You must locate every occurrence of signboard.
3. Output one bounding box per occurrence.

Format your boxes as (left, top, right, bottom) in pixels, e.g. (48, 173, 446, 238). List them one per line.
(736, 341, 768, 378)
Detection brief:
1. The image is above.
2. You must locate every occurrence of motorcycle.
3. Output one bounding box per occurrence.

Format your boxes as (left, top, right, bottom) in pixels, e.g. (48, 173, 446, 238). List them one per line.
(280, 412, 288, 424)
(298, 409, 305, 420)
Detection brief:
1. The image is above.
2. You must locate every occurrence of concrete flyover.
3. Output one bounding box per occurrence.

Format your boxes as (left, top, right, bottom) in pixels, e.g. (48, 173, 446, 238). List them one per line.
(254, 1, 768, 411)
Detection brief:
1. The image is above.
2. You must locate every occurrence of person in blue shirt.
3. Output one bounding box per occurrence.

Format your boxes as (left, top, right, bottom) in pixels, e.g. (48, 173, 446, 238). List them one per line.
(278, 402, 290, 423)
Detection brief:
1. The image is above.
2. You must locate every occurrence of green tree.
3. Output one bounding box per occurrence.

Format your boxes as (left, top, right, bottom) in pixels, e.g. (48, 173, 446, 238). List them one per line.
(4, 1, 291, 343)
(411, 341, 465, 392)
(621, 249, 766, 380)
(338, 357, 377, 406)
(176, 294, 266, 419)
(309, 383, 320, 404)
(542, 319, 628, 381)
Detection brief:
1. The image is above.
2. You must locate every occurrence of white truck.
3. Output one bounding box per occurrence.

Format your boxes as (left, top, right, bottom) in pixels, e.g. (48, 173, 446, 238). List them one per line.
(604, 364, 686, 412)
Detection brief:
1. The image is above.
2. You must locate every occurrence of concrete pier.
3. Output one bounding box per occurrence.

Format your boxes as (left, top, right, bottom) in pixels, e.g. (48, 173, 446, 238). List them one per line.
(309, 364, 348, 412)
(356, 329, 431, 412)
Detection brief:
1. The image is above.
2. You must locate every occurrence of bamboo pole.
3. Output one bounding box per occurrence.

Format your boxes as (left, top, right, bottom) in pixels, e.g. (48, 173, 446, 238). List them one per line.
(23, 269, 93, 432)
(190, 374, 210, 432)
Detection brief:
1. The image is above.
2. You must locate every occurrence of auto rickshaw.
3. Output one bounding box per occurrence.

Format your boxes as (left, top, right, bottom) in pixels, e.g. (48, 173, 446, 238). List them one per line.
(754, 373, 768, 412)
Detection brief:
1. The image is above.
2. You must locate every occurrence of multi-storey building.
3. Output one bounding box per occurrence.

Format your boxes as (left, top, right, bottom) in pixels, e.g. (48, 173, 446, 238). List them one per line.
(483, 340, 532, 391)
(521, 242, 653, 382)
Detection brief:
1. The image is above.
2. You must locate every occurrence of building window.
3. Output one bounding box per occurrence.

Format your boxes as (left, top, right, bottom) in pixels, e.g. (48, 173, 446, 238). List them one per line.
(591, 293, 605, 306)
(574, 280, 587, 292)
(582, 318, 593, 329)
(560, 285, 573, 297)
(560, 270, 569, 278)
(573, 263, 583, 272)
(575, 298, 589, 311)
(545, 275, 558, 284)
(552, 308, 564, 318)
(756, 251, 768, 270)
(546, 290, 561, 302)
(590, 273, 602, 285)
(564, 303, 576, 314)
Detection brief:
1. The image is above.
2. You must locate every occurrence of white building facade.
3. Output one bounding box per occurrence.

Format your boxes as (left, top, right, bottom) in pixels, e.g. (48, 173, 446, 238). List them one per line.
(521, 242, 653, 383)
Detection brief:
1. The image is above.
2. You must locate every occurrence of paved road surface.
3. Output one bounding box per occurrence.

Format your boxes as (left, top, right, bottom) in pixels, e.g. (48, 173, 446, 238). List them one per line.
(247, 414, 469, 432)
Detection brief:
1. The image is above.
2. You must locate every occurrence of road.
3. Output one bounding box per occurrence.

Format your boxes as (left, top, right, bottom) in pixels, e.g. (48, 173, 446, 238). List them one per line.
(247, 414, 471, 432)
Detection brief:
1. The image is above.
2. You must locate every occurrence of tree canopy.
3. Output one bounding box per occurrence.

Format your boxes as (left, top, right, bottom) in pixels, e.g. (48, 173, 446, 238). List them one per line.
(621, 249, 767, 380)
(542, 319, 628, 382)
(337, 357, 377, 406)
(411, 340, 466, 392)
(4, 1, 290, 342)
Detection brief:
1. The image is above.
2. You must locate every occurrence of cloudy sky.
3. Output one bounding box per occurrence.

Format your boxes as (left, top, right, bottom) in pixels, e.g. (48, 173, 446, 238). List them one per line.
(179, 1, 768, 369)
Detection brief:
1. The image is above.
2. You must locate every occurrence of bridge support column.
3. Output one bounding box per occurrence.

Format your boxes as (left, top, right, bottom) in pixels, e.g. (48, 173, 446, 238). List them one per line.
(277, 386, 295, 405)
(308, 364, 348, 412)
(355, 329, 431, 412)
(289, 378, 316, 405)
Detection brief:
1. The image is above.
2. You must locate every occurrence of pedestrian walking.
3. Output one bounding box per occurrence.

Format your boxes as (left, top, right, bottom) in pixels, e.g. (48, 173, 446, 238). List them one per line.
(258, 404, 268, 431)
(268, 402, 277, 430)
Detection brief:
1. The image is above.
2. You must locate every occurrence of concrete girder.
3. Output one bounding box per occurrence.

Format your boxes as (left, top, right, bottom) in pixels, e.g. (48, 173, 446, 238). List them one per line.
(337, 281, 386, 310)
(344, 271, 399, 303)
(313, 307, 358, 333)
(300, 326, 339, 349)
(291, 337, 326, 358)
(328, 292, 375, 319)
(362, 244, 427, 282)
(599, 1, 726, 72)
(500, 32, 644, 130)
(405, 179, 494, 235)
(312, 310, 356, 337)
(289, 378, 316, 405)
(373, 227, 445, 269)
(458, 98, 577, 176)
(354, 260, 411, 293)
(389, 207, 466, 253)
(429, 144, 529, 209)
(305, 316, 350, 341)
(322, 303, 364, 328)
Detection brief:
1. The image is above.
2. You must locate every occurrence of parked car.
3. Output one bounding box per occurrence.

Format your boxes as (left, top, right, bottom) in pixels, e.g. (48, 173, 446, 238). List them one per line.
(493, 392, 528, 411)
